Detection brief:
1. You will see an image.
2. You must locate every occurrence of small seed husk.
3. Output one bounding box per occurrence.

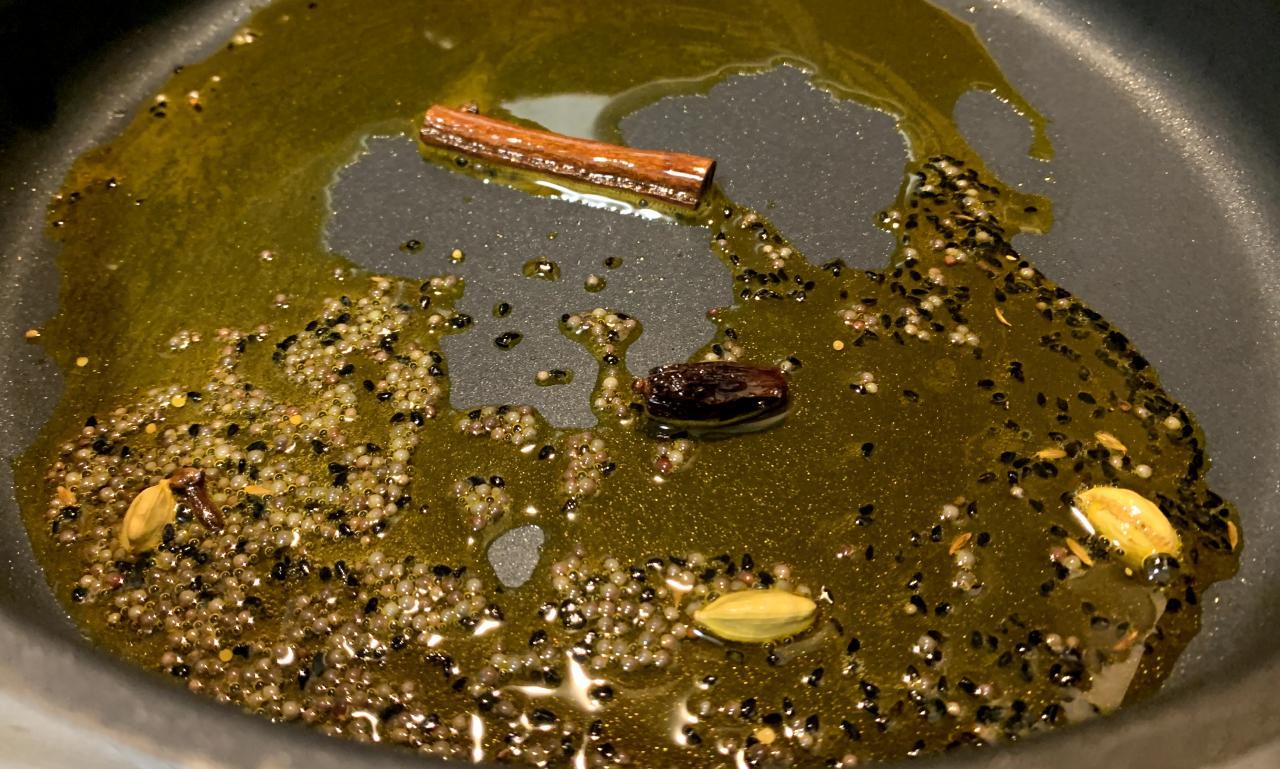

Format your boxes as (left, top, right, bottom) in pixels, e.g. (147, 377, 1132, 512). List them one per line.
(693, 588, 817, 643)
(119, 480, 177, 552)
(1094, 431, 1127, 454)
(1065, 536, 1094, 567)
(1074, 486, 1180, 570)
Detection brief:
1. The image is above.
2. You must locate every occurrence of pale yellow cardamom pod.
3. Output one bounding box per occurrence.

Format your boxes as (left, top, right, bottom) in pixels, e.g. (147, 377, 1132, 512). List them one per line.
(1074, 486, 1180, 569)
(692, 588, 817, 643)
(119, 480, 177, 553)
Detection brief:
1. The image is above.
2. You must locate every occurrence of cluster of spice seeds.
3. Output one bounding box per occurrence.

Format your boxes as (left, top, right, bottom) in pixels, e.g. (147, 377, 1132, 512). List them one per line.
(454, 474, 512, 531)
(653, 438, 694, 475)
(560, 308, 641, 422)
(558, 432, 611, 510)
(43, 276, 462, 602)
(33, 152, 1242, 768)
(697, 327, 745, 363)
(541, 549, 690, 672)
(456, 404, 542, 446)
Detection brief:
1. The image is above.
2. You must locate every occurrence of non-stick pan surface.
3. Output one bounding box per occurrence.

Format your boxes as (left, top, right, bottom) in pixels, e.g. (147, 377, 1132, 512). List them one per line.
(1, 1, 1278, 767)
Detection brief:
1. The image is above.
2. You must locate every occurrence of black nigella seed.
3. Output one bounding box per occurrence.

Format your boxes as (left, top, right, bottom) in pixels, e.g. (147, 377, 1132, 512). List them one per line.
(71, 586, 87, 602)
(806, 667, 825, 686)
(739, 698, 757, 719)
(170, 664, 191, 678)
(380, 702, 406, 721)
(841, 719, 861, 740)
(589, 684, 614, 702)
(494, 331, 523, 350)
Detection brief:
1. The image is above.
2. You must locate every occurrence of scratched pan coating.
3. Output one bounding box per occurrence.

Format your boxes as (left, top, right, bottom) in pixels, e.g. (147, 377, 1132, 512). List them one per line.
(0, 1, 1278, 768)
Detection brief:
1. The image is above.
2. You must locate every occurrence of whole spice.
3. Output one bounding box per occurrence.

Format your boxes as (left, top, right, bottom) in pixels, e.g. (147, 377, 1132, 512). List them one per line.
(634, 362, 788, 438)
(1065, 536, 1095, 567)
(948, 532, 973, 555)
(168, 467, 224, 530)
(1094, 431, 1127, 453)
(1073, 486, 1181, 570)
(119, 480, 177, 552)
(693, 589, 817, 643)
(419, 104, 716, 208)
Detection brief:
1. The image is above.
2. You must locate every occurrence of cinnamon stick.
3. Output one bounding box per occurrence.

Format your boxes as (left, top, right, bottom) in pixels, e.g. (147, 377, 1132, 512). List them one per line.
(419, 104, 716, 208)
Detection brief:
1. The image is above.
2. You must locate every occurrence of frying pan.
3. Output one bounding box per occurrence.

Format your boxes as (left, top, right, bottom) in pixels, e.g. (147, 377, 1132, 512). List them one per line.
(1, 0, 1278, 767)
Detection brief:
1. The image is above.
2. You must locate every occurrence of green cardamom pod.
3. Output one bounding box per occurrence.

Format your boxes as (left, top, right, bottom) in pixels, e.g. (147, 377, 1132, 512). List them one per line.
(693, 588, 817, 643)
(119, 480, 177, 553)
(1074, 486, 1181, 570)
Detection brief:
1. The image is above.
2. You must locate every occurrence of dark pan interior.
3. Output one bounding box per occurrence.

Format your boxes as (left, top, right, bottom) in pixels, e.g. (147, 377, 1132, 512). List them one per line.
(1, 1, 1278, 767)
